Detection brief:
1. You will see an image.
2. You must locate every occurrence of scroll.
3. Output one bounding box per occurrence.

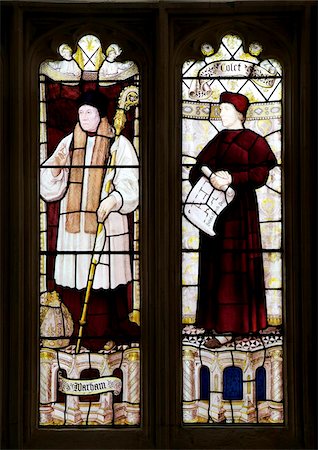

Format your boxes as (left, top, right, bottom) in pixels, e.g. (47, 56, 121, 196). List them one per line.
(183, 166, 235, 237)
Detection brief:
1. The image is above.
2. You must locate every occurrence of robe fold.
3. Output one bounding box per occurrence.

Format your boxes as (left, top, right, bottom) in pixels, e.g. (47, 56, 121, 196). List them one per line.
(189, 128, 277, 334)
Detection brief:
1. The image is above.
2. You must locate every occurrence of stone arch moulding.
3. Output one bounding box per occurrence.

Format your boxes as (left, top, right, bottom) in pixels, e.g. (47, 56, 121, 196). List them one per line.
(1, 2, 316, 450)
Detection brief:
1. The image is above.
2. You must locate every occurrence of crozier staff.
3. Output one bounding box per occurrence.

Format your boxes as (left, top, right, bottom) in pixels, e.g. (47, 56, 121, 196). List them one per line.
(189, 92, 277, 348)
(40, 90, 140, 349)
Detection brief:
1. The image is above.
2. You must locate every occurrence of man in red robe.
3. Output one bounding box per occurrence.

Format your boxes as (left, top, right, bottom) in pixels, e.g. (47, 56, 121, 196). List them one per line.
(189, 92, 277, 347)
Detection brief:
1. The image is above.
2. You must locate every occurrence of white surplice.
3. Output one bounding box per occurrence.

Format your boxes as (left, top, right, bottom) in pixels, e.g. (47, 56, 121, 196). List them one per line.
(40, 134, 139, 290)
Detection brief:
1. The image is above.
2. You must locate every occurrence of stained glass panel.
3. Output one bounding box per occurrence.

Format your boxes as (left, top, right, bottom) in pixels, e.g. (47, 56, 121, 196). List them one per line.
(182, 35, 283, 424)
(39, 36, 141, 426)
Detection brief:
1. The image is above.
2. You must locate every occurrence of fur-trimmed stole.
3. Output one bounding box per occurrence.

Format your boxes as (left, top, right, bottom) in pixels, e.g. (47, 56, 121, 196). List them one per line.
(66, 117, 115, 234)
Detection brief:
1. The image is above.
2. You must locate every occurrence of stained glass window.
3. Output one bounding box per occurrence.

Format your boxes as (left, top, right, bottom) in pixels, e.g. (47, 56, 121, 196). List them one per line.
(182, 34, 283, 424)
(39, 35, 141, 426)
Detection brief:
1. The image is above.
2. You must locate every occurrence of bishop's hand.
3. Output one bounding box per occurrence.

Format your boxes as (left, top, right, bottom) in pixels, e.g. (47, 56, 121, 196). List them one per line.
(97, 196, 117, 223)
(51, 144, 68, 177)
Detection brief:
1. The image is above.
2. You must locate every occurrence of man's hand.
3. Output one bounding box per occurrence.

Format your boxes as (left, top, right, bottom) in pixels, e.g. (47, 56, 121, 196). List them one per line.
(97, 196, 117, 223)
(210, 170, 232, 191)
(52, 144, 68, 177)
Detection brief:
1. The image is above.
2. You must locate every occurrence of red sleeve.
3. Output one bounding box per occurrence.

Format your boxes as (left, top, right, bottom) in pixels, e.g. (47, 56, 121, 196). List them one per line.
(231, 135, 277, 188)
(189, 135, 220, 186)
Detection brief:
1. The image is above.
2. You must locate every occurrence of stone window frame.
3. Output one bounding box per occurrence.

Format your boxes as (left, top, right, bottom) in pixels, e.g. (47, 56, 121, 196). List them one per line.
(0, 1, 316, 449)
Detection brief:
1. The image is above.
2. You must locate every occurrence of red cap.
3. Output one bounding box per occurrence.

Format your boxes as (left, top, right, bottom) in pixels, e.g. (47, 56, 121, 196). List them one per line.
(220, 92, 250, 116)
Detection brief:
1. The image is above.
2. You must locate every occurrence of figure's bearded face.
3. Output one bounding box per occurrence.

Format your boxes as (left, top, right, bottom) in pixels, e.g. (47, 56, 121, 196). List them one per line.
(78, 104, 101, 133)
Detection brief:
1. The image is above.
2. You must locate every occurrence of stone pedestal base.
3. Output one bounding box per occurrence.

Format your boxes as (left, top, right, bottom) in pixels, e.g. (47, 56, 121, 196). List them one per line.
(183, 401, 198, 423)
(269, 402, 284, 423)
(196, 400, 209, 423)
(239, 399, 257, 423)
(65, 399, 82, 425)
(39, 404, 55, 425)
(126, 404, 140, 425)
(96, 408, 113, 425)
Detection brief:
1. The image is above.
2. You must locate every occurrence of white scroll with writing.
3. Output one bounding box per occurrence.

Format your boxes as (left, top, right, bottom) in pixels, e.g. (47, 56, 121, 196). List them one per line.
(183, 166, 235, 237)
(58, 374, 122, 396)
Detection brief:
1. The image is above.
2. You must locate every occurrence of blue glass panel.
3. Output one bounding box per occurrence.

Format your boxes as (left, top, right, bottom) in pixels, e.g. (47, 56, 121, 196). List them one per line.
(223, 366, 243, 400)
(256, 367, 266, 401)
(200, 366, 210, 400)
